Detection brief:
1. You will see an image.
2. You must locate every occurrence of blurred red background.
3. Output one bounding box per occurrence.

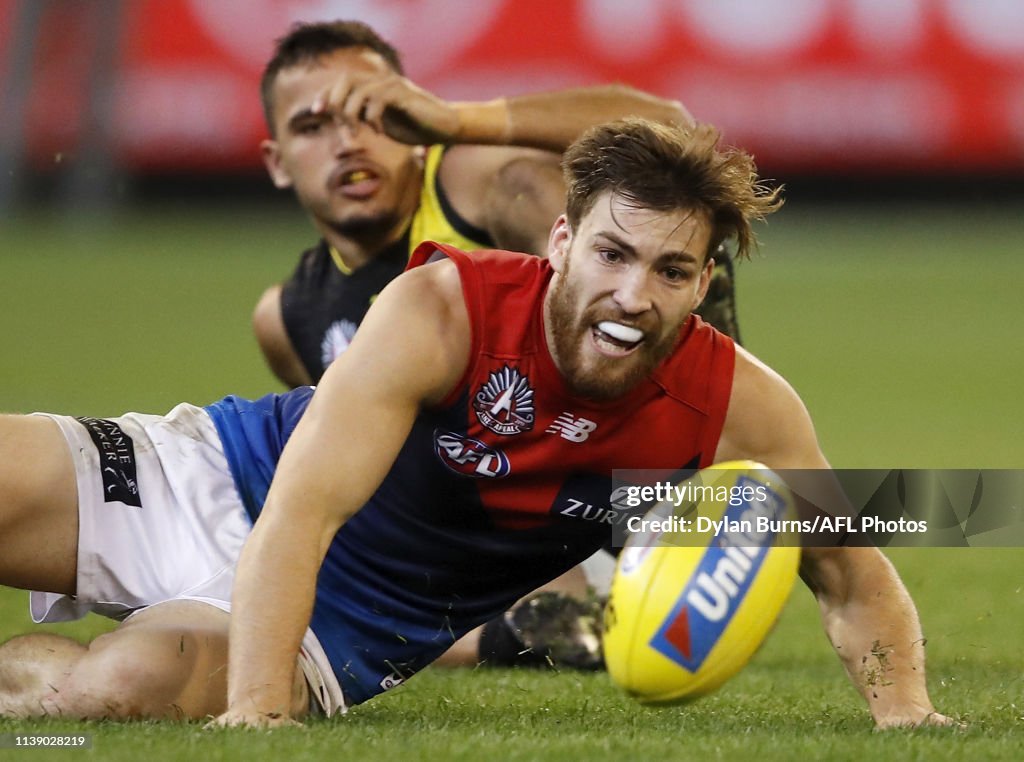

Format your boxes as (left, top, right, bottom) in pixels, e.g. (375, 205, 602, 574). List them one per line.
(4, 0, 1023, 176)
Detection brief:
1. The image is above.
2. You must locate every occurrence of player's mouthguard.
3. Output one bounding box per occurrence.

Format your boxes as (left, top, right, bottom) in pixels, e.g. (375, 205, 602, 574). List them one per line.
(596, 321, 643, 345)
(343, 170, 372, 184)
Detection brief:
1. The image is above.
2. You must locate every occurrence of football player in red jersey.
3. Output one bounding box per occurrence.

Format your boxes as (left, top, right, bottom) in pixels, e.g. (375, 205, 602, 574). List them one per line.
(252, 19, 713, 670)
(220, 119, 953, 729)
(0, 119, 952, 730)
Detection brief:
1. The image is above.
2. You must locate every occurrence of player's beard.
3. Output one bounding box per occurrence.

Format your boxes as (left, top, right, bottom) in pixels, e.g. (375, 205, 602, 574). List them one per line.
(327, 208, 404, 241)
(546, 269, 688, 401)
(323, 157, 420, 243)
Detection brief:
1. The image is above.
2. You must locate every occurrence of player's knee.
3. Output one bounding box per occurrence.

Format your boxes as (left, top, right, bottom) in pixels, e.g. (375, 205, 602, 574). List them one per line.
(58, 632, 203, 720)
(56, 641, 154, 719)
(0, 633, 86, 718)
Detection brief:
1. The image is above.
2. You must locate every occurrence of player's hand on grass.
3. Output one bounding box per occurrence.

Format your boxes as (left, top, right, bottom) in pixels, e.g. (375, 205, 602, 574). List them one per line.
(314, 70, 459, 145)
(207, 710, 304, 730)
(874, 709, 964, 730)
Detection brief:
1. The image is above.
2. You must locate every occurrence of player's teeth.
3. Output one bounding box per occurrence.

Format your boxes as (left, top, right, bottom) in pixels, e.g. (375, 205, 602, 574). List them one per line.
(347, 170, 370, 183)
(597, 321, 643, 343)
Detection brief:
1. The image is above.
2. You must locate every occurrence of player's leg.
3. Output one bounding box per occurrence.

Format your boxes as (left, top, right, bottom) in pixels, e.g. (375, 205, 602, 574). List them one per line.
(5, 600, 309, 721)
(436, 563, 601, 669)
(0, 415, 79, 595)
(0, 633, 86, 718)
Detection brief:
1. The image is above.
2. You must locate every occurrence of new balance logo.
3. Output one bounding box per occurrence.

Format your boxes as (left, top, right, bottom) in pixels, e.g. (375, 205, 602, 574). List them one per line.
(546, 412, 597, 442)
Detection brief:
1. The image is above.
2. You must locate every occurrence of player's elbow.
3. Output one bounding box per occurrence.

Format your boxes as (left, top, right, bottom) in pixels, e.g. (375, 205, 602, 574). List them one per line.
(800, 545, 898, 613)
(252, 286, 281, 347)
(252, 285, 311, 388)
(799, 546, 852, 610)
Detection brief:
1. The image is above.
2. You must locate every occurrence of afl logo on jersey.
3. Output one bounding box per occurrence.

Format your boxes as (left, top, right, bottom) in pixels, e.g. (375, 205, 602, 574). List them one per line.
(473, 365, 535, 436)
(434, 430, 510, 478)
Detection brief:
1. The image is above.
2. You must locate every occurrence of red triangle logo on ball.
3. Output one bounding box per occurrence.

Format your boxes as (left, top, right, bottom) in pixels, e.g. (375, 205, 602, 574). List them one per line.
(664, 607, 692, 660)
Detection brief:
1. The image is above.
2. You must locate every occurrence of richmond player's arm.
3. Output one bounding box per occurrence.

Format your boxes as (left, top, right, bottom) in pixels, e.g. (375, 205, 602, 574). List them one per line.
(714, 346, 953, 729)
(436, 86, 693, 256)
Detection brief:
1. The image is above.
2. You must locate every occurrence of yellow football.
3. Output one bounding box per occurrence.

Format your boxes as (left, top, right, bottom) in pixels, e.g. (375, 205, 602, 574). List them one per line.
(603, 461, 801, 704)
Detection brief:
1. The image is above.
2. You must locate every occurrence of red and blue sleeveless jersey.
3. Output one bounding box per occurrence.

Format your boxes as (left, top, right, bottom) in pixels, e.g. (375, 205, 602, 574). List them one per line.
(206, 243, 734, 706)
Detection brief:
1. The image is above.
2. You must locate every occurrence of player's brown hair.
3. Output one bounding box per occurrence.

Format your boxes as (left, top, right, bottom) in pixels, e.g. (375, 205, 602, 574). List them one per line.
(562, 118, 783, 261)
(260, 20, 404, 135)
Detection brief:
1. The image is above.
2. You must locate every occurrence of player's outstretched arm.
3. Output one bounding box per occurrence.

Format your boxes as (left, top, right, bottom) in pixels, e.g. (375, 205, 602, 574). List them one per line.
(440, 89, 689, 255)
(439, 91, 695, 256)
(799, 545, 955, 728)
(317, 66, 690, 152)
(213, 257, 470, 728)
(451, 84, 692, 152)
(716, 348, 953, 729)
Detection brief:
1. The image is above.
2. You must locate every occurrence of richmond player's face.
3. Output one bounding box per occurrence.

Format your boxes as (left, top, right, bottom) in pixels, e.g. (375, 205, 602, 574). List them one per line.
(261, 47, 423, 242)
(544, 192, 713, 400)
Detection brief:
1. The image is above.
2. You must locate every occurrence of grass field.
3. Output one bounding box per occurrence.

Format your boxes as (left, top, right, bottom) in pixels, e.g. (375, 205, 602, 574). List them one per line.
(2, 200, 1023, 759)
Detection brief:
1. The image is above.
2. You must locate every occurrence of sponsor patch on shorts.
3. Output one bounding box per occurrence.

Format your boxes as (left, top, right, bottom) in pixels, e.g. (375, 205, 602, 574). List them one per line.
(75, 417, 142, 507)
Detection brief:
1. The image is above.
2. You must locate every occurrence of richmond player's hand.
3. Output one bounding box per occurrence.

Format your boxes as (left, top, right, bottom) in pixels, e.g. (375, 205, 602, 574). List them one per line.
(314, 69, 460, 145)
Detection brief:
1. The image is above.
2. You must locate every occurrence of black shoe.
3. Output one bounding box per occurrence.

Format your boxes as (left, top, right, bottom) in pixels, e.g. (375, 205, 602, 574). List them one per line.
(478, 591, 605, 671)
(695, 246, 741, 344)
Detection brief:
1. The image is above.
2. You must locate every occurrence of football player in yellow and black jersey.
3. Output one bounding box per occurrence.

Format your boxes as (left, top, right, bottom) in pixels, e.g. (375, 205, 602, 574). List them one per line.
(253, 20, 739, 388)
(271, 144, 502, 383)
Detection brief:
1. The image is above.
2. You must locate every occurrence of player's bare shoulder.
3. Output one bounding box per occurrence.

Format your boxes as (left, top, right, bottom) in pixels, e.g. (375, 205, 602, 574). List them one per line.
(715, 345, 820, 469)
(335, 254, 470, 406)
(372, 252, 464, 321)
(398, 252, 467, 330)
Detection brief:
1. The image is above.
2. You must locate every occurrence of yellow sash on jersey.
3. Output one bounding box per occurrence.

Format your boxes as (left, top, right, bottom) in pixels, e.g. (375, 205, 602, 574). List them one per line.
(409, 145, 490, 255)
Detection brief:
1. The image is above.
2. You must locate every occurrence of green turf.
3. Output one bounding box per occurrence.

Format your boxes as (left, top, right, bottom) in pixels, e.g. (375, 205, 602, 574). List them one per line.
(1, 202, 1023, 759)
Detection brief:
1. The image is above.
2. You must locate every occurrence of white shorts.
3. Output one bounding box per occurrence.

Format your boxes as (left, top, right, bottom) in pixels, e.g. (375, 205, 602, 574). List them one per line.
(31, 405, 346, 716)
